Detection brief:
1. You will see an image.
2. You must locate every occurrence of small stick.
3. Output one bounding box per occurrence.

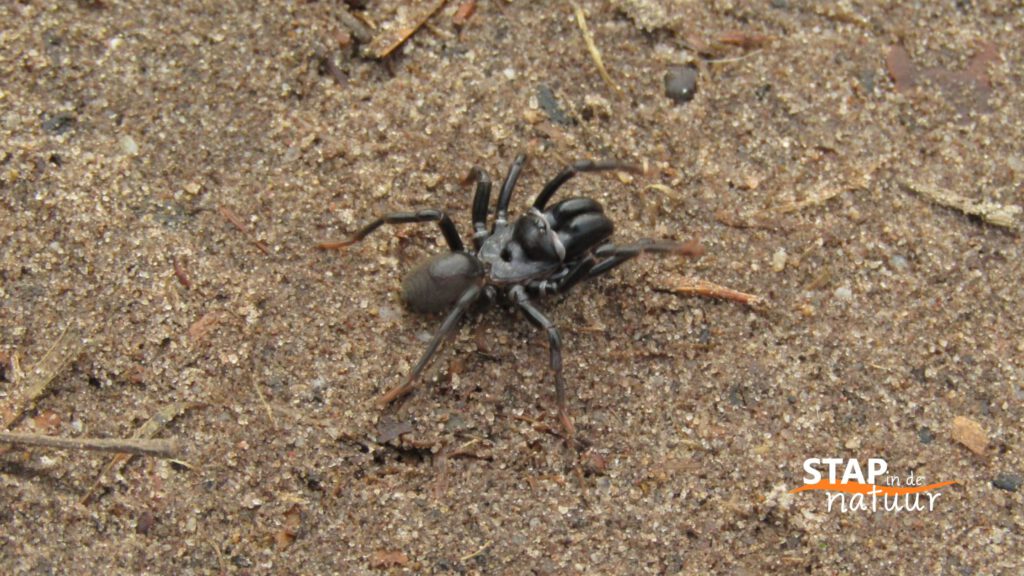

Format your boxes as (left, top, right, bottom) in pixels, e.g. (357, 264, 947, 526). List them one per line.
(901, 179, 1021, 230)
(569, 0, 620, 93)
(664, 276, 766, 308)
(375, 379, 419, 407)
(0, 432, 179, 458)
(337, 6, 374, 45)
(367, 0, 448, 59)
(4, 323, 82, 430)
(767, 181, 847, 215)
(172, 256, 192, 289)
(316, 239, 355, 250)
(432, 444, 450, 500)
(218, 205, 270, 255)
(460, 540, 493, 563)
(252, 380, 278, 430)
(81, 401, 197, 505)
(317, 53, 348, 87)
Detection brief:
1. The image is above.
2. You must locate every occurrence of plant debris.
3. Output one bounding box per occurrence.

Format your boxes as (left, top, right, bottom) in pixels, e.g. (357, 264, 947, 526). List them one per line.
(901, 180, 1021, 230)
(951, 416, 988, 456)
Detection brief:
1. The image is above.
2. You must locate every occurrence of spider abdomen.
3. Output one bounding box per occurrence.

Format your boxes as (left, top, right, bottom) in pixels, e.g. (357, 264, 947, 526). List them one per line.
(401, 252, 484, 314)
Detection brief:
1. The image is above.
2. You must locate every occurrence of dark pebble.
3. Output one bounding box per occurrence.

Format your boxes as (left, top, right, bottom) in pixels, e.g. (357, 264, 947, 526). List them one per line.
(917, 427, 934, 444)
(376, 418, 414, 444)
(664, 65, 698, 104)
(42, 112, 75, 135)
(992, 472, 1022, 492)
(135, 510, 156, 535)
(858, 69, 875, 94)
(537, 83, 574, 125)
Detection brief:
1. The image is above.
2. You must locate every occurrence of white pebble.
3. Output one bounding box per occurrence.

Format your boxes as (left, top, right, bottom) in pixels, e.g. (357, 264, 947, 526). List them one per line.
(120, 135, 139, 155)
(771, 248, 787, 272)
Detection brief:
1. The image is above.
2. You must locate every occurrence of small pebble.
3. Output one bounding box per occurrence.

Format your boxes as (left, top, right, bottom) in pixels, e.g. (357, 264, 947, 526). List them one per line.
(136, 511, 157, 535)
(951, 416, 988, 455)
(917, 427, 934, 444)
(833, 285, 853, 301)
(890, 254, 909, 272)
(42, 113, 75, 135)
(664, 65, 698, 104)
(120, 135, 139, 155)
(992, 472, 1022, 492)
(536, 83, 573, 125)
(771, 248, 787, 272)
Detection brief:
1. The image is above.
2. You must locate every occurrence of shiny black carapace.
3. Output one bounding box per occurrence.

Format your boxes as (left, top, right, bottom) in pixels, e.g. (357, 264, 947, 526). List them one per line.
(319, 154, 702, 438)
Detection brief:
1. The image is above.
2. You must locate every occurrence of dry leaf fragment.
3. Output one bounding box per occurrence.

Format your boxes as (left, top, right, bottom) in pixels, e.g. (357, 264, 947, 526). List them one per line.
(274, 504, 303, 551)
(886, 45, 916, 92)
(951, 416, 988, 455)
(716, 30, 772, 50)
(32, 410, 62, 433)
(188, 311, 222, 343)
(366, 0, 447, 59)
(370, 549, 409, 568)
(452, 0, 476, 27)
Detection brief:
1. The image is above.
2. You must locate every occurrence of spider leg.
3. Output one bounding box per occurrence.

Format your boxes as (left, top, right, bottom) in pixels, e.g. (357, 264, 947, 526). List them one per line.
(510, 285, 576, 440)
(495, 153, 527, 226)
(317, 209, 465, 252)
(376, 283, 483, 407)
(527, 255, 597, 297)
(533, 160, 643, 211)
(467, 167, 493, 249)
(589, 238, 703, 278)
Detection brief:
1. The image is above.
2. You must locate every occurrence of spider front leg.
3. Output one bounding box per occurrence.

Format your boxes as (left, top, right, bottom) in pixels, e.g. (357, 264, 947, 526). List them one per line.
(533, 159, 643, 211)
(510, 285, 577, 441)
(527, 255, 597, 297)
(466, 166, 492, 250)
(589, 238, 703, 278)
(317, 209, 466, 252)
(495, 153, 527, 226)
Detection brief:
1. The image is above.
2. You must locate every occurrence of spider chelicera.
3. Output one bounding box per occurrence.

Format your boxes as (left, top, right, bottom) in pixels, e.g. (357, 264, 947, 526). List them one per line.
(319, 154, 703, 439)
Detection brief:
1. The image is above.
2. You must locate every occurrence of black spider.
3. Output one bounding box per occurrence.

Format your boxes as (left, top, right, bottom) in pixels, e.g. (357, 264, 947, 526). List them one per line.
(319, 154, 703, 439)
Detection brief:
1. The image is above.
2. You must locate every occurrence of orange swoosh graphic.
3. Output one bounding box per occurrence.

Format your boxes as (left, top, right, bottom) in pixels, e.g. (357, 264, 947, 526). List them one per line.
(789, 480, 957, 496)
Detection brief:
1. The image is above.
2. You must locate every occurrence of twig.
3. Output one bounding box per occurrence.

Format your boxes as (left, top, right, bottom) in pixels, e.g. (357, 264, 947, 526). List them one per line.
(766, 181, 848, 215)
(218, 205, 270, 255)
(172, 256, 192, 289)
(317, 52, 348, 87)
(660, 276, 766, 308)
(512, 414, 563, 439)
(81, 402, 198, 505)
(337, 6, 375, 45)
(252, 380, 278, 430)
(366, 0, 448, 59)
(0, 432, 179, 458)
(460, 540, 493, 563)
(4, 322, 82, 430)
(569, 0, 620, 93)
(901, 179, 1021, 230)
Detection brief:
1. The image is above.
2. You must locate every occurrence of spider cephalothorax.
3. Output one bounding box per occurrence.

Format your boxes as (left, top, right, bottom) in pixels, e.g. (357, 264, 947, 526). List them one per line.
(319, 154, 703, 439)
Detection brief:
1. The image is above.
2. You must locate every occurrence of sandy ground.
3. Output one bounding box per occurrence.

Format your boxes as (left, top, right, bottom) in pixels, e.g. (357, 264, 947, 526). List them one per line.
(1, 1, 1022, 574)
